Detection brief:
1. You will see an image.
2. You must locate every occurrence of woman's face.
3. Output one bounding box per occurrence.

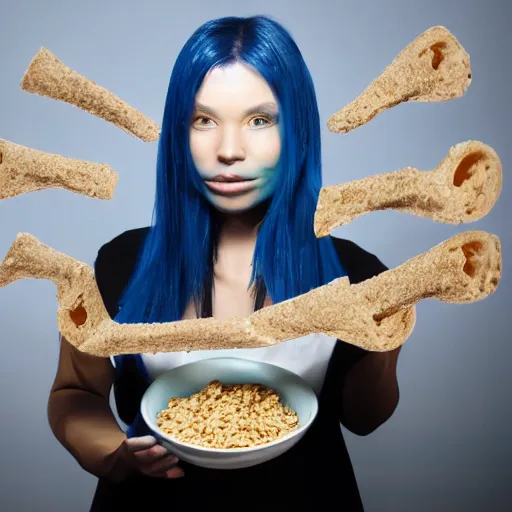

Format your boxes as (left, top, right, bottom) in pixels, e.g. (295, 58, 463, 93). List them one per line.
(189, 62, 281, 214)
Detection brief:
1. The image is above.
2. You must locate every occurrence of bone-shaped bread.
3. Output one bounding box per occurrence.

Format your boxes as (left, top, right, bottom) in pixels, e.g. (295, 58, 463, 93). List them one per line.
(0, 230, 500, 356)
(314, 140, 502, 237)
(0, 138, 118, 200)
(20, 47, 160, 143)
(327, 26, 472, 133)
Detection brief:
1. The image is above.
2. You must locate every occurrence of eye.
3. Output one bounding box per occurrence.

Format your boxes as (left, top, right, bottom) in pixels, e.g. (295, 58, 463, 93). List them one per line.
(248, 116, 273, 128)
(193, 116, 216, 128)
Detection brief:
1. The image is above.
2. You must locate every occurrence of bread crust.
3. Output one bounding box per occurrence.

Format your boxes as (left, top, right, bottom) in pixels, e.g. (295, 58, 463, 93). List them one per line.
(314, 141, 503, 237)
(327, 26, 472, 133)
(0, 138, 118, 200)
(0, 231, 500, 355)
(20, 47, 160, 143)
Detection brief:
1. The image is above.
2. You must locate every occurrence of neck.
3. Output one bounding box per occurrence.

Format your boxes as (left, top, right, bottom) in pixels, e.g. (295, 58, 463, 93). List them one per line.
(215, 200, 269, 246)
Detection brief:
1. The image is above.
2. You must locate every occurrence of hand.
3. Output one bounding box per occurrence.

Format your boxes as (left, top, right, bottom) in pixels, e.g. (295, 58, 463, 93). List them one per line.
(111, 435, 184, 481)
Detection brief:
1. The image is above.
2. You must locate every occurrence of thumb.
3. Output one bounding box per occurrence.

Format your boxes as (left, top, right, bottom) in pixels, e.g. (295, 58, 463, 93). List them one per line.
(124, 435, 158, 453)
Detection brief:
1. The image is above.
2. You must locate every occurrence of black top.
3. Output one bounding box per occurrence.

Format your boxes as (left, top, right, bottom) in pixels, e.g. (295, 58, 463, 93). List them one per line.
(90, 226, 388, 511)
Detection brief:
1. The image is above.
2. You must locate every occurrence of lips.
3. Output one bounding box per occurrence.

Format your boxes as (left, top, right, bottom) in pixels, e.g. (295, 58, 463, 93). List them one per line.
(210, 174, 255, 182)
(204, 174, 257, 195)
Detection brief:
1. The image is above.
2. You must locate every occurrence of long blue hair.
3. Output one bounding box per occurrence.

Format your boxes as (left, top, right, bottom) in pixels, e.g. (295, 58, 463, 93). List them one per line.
(115, 15, 346, 325)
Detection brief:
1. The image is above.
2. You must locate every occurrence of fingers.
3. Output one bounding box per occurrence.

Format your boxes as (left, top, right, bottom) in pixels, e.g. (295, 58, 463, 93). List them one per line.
(123, 436, 184, 479)
(147, 453, 181, 475)
(133, 443, 168, 465)
(165, 466, 185, 479)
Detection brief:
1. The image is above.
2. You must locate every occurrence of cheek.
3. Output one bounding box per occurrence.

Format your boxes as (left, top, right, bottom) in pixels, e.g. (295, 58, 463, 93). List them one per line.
(247, 128, 281, 166)
(189, 132, 216, 169)
(267, 136, 281, 165)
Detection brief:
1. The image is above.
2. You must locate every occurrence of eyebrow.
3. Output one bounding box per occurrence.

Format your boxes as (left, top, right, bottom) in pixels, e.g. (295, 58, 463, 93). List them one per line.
(194, 101, 279, 119)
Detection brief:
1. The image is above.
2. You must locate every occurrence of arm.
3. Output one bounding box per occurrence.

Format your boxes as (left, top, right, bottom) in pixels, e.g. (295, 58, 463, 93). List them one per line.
(340, 345, 401, 436)
(47, 336, 128, 479)
(47, 231, 157, 480)
(326, 240, 402, 436)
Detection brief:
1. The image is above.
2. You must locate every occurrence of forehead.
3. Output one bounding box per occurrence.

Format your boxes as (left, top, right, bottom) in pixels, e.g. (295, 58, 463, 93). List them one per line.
(194, 62, 277, 109)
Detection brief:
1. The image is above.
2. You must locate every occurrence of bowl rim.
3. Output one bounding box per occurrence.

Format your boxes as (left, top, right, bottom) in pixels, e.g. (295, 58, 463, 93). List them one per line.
(140, 356, 319, 454)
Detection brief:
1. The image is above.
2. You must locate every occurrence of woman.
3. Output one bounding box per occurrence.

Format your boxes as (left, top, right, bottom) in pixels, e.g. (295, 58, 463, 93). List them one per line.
(48, 15, 401, 510)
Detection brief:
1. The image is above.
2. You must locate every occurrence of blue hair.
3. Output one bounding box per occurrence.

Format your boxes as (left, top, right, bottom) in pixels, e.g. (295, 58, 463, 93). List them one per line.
(115, 15, 346, 325)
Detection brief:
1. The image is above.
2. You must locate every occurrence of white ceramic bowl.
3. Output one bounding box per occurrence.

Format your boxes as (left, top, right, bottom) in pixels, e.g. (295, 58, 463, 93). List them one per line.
(140, 357, 318, 470)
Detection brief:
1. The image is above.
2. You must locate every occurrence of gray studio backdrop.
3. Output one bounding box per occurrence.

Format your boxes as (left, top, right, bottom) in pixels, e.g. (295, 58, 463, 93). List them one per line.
(1, 0, 510, 510)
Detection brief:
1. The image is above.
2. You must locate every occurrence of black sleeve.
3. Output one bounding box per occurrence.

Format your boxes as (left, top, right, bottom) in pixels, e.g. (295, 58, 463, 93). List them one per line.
(93, 228, 148, 320)
(318, 238, 389, 423)
(93, 244, 119, 320)
(92, 229, 149, 426)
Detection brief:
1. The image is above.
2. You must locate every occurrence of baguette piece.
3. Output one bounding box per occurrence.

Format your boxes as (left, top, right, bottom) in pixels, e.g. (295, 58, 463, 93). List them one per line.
(0, 138, 118, 200)
(20, 47, 160, 143)
(315, 141, 502, 237)
(327, 26, 472, 133)
(0, 231, 500, 356)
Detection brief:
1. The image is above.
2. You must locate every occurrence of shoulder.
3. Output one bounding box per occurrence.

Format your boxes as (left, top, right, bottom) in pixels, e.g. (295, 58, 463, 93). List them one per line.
(96, 226, 150, 264)
(329, 235, 388, 283)
(94, 226, 150, 316)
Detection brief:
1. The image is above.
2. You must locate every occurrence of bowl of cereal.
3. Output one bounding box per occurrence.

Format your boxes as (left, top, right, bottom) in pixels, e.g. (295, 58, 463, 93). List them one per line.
(140, 357, 318, 469)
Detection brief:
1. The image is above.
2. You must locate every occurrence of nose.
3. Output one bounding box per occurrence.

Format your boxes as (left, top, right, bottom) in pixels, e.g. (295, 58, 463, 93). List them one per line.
(217, 126, 245, 164)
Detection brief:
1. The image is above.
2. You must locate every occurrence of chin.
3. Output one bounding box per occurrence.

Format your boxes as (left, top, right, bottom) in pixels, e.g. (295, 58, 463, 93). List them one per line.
(211, 202, 258, 215)
(204, 190, 272, 215)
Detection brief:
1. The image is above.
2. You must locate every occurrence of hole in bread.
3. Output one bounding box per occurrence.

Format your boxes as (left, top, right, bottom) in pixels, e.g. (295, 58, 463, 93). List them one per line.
(461, 241, 483, 278)
(430, 42, 446, 69)
(373, 305, 401, 323)
(420, 42, 447, 70)
(466, 207, 475, 215)
(0, 151, 3, 165)
(453, 151, 485, 187)
(69, 303, 87, 327)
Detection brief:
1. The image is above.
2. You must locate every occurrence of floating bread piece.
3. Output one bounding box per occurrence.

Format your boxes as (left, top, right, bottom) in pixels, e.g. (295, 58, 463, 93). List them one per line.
(0, 231, 501, 356)
(314, 141, 502, 237)
(0, 138, 118, 200)
(20, 47, 160, 143)
(327, 26, 472, 133)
